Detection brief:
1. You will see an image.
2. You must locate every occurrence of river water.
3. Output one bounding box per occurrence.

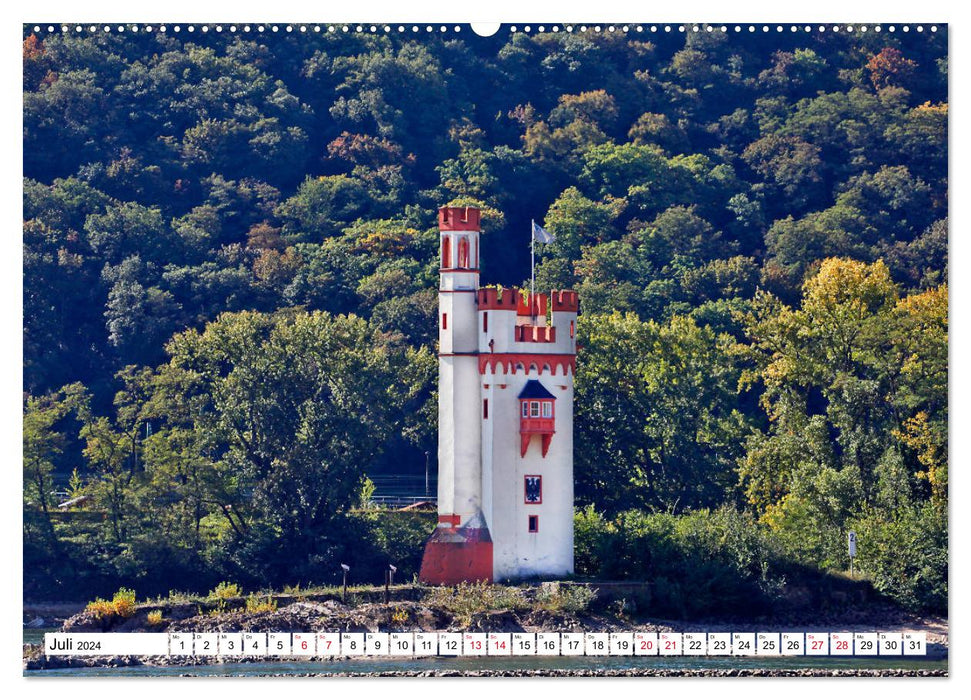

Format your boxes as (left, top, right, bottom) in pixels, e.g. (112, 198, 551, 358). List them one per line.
(24, 654, 945, 677)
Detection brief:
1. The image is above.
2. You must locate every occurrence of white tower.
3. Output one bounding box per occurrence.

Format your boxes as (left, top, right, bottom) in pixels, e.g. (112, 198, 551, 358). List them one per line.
(420, 207, 493, 583)
(420, 206, 578, 584)
(478, 288, 578, 580)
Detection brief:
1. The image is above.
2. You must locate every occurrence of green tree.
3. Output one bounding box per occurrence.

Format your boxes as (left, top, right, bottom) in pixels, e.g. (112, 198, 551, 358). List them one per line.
(740, 259, 946, 567)
(23, 384, 87, 539)
(162, 310, 406, 579)
(276, 175, 371, 242)
(575, 312, 749, 514)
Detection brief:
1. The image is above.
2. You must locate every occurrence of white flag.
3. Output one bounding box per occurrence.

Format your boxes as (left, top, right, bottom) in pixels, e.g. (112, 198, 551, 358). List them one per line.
(532, 221, 555, 244)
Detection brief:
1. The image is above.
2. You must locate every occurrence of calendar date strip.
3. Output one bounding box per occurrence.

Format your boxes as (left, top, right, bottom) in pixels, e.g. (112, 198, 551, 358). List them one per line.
(44, 631, 926, 657)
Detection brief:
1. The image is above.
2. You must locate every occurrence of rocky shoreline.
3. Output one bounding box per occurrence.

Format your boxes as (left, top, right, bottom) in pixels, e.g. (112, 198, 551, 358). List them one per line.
(209, 669, 950, 678)
(23, 593, 949, 673)
(22, 654, 948, 677)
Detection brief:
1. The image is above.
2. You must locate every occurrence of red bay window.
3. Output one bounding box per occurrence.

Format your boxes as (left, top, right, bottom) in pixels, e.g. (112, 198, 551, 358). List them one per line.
(518, 380, 556, 457)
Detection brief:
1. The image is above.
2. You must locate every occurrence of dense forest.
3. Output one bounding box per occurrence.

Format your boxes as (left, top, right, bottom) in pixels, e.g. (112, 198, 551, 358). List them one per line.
(23, 26, 947, 614)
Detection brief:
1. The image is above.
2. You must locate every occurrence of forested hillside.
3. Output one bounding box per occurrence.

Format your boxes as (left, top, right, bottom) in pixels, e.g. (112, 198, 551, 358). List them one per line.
(23, 26, 947, 613)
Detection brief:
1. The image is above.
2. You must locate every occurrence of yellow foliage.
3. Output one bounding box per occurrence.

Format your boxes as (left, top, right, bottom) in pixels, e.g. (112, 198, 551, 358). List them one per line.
(354, 227, 413, 254)
(895, 411, 947, 507)
(85, 599, 115, 619)
(801, 258, 897, 318)
(112, 588, 137, 618)
(245, 595, 278, 613)
(915, 101, 948, 116)
(86, 587, 138, 619)
(759, 498, 787, 529)
(146, 610, 164, 626)
(209, 581, 242, 600)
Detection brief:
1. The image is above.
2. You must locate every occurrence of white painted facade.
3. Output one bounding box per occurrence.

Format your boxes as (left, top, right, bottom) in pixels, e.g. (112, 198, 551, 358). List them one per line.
(434, 206, 577, 582)
(437, 224, 482, 525)
(479, 330, 576, 581)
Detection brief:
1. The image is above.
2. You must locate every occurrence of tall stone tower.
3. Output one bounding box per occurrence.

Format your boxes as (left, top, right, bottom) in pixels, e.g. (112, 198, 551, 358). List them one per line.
(420, 206, 578, 584)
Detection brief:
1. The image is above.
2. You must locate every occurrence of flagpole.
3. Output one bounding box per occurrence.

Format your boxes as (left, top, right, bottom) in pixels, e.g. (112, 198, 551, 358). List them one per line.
(530, 219, 536, 321)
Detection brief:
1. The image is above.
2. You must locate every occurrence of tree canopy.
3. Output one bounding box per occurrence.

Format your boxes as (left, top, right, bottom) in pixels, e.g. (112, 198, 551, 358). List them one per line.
(23, 26, 947, 610)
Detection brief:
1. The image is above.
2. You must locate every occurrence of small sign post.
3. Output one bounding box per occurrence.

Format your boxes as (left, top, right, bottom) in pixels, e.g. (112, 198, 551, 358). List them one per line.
(848, 531, 857, 576)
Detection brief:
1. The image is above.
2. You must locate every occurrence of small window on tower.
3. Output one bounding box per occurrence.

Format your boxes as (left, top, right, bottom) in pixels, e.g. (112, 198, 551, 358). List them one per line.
(525, 475, 542, 504)
(570, 320, 575, 338)
(528, 515, 539, 533)
(483, 399, 489, 419)
(483, 312, 488, 333)
(442, 313, 447, 330)
(530, 401, 540, 418)
(542, 401, 553, 418)
(521, 402, 529, 418)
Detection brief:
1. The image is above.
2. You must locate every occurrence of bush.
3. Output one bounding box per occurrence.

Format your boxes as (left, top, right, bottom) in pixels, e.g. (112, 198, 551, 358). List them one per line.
(850, 505, 947, 612)
(424, 581, 527, 626)
(146, 610, 163, 625)
(85, 587, 138, 619)
(84, 599, 115, 619)
(346, 510, 436, 583)
(112, 587, 137, 617)
(574, 505, 611, 576)
(535, 584, 596, 613)
(574, 505, 783, 618)
(245, 594, 278, 613)
(208, 581, 242, 600)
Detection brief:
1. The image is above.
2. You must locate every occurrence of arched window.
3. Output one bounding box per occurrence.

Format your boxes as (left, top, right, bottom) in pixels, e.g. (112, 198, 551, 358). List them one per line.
(441, 236, 451, 268)
(458, 236, 470, 268)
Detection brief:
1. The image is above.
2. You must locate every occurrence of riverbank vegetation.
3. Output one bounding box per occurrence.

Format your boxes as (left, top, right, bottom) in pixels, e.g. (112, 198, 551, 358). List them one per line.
(24, 27, 946, 614)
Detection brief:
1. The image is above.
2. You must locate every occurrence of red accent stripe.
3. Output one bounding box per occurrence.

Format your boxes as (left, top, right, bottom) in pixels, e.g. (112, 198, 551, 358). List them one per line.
(479, 353, 576, 376)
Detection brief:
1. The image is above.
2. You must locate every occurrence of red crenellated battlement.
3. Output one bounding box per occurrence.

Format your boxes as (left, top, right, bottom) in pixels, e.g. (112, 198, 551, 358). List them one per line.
(517, 293, 548, 318)
(439, 206, 481, 231)
(550, 290, 579, 313)
(515, 325, 556, 343)
(477, 287, 519, 309)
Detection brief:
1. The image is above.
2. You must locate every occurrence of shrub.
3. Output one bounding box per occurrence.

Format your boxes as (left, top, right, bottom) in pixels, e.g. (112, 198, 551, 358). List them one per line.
(208, 581, 242, 600)
(574, 505, 611, 576)
(573, 505, 783, 618)
(245, 594, 278, 613)
(850, 504, 947, 612)
(162, 590, 195, 604)
(535, 584, 596, 613)
(85, 598, 116, 619)
(424, 581, 527, 626)
(85, 587, 138, 619)
(112, 588, 137, 618)
(146, 610, 164, 626)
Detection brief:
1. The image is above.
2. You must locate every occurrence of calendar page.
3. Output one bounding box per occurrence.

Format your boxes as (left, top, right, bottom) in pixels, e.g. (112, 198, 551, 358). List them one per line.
(19, 0, 950, 682)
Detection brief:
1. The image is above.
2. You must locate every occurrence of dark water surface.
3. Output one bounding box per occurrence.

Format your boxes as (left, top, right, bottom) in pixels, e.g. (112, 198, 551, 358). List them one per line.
(25, 654, 946, 677)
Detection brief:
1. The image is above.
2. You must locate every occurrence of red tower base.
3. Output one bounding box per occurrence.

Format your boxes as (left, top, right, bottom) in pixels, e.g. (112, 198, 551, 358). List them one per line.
(419, 524, 493, 585)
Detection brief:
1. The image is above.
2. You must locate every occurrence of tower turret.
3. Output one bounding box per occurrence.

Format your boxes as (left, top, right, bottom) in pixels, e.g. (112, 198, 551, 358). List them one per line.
(419, 207, 493, 584)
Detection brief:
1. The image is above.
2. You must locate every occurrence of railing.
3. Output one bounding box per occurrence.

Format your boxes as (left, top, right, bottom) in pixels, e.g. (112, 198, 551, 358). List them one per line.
(521, 417, 555, 433)
(368, 495, 438, 508)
